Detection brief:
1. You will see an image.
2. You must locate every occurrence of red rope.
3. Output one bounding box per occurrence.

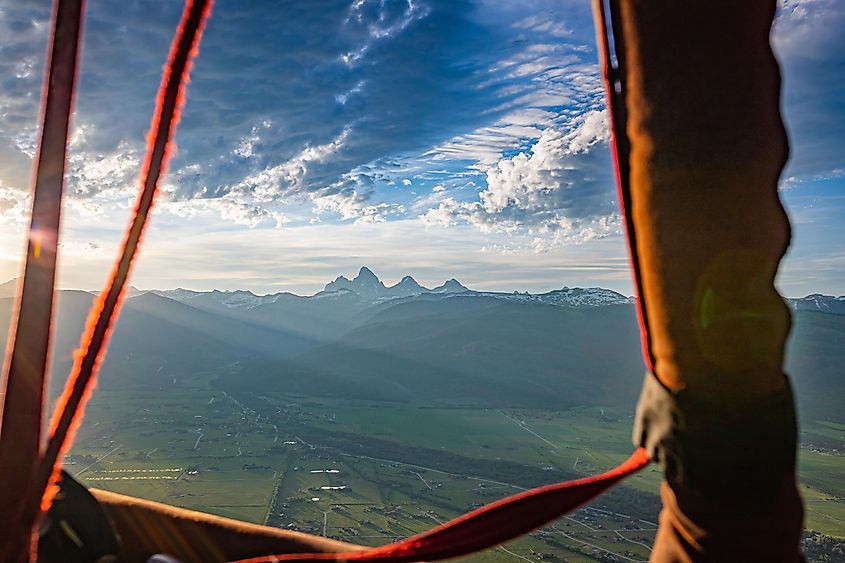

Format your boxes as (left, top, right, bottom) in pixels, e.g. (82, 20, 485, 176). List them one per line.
(232, 448, 649, 563)
(16, 3, 649, 563)
(37, 0, 213, 513)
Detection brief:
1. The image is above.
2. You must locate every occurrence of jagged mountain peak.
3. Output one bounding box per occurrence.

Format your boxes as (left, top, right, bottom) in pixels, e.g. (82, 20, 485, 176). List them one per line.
(326, 267, 385, 293)
(323, 268, 472, 300)
(356, 266, 378, 281)
(339, 266, 387, 299)
(393, 275, 423, 290)
(387, 275, 426, 298)
(325, 275, 352, 292)
(433, 278, 468, 293)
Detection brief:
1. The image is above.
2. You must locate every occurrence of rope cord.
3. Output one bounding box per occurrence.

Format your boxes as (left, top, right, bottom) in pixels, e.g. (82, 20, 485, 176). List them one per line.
(8, 3, 652, 563)
(231, 448, 649, 563)
(37, 0, 213, 513)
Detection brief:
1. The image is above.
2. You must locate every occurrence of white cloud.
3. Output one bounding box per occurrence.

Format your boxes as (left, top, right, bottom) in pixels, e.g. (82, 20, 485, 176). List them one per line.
(341, 0, 430, 65)
(66, 140, 140, 199)
(335, 80, 366, 105)
(164, 196, 289, 229)
(0, 186, 29, 225)
(219, 127, 411, 224)
(774, 0, 844, 58)
(422, 109, 618, 246)
(311, 189, 403, 224)
(233, 130, 259, 160)
(512, 15, 573, 39)
(230, 127, 351, 202)
(426, 39, 604, 170)
(233, 120, 272, 160)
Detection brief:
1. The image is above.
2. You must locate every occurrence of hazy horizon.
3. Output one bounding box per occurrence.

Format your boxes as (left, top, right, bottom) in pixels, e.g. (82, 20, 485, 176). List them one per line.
(2, 264, 841, 299)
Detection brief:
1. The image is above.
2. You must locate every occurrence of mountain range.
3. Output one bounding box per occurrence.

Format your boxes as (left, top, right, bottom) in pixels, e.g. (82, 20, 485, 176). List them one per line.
(0, 268, 842, 422)
(142, 266, 635, 311)
(2, 267, 841, 313)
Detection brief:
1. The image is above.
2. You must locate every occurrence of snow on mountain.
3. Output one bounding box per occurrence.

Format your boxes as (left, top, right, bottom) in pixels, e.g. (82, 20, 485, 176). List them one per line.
(311, 288, 359, 300)
(141, 268, 635, 311)
(210, 289, 272, 309)
(347, 266, 389, 299)
(318, 268, 630, 307)
(324, 275, 352, 292)
(789, 294, 845, 315)
(150, 288, 204, 301)
(388, 275, 427, 298)
(11, 271, 838, 314)
(103, 278, 845, 316)
(149, 288, 279, 309)
(536, 287, 635, 307)
(432, 279, 468, 293)
(325, 267, 432, 300)
(449, 286, 633, 307)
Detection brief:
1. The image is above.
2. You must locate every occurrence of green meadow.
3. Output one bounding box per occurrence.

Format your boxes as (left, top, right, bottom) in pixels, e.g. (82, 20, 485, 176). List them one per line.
(67, 381, 844, 561)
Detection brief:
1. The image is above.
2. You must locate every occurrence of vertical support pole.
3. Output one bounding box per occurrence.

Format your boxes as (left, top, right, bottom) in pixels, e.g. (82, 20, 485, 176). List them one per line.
(0, 0, 84, 560)
(593, 0, 803, 560)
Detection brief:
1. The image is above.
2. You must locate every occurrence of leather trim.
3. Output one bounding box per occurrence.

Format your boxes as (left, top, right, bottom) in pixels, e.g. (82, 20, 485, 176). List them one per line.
(633, 371, 797, 508)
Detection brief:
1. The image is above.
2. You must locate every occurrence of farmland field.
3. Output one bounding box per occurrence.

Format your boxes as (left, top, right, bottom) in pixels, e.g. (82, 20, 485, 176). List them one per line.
(67, 378, 844, 561)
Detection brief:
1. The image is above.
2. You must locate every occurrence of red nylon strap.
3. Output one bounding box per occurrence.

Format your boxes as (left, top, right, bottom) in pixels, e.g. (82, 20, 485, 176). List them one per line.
(231, 448, 649, 563)
(0, 0, 84, 560)
(37, 0, 214, 513)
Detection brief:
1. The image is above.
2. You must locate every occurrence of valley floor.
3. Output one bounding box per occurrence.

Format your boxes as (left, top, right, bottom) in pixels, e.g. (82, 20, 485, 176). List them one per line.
(67, 382, 844, 562)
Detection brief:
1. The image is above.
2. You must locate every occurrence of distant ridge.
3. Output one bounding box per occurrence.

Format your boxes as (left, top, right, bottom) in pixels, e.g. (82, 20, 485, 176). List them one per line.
(142, 266, 634, 311)
(2, 273, 841, 315)
(789, 294, 845, 315)
(0, 273, 841, 423)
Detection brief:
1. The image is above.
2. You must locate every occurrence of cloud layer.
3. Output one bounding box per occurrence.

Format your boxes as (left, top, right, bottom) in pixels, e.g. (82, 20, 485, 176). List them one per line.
(0, 0, 611, 231)
(0, 0, 842, 295)
(423, 109, 618, 247)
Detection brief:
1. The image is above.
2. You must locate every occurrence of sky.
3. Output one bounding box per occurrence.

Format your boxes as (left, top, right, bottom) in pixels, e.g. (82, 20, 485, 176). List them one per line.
(0, 0, 842, 296)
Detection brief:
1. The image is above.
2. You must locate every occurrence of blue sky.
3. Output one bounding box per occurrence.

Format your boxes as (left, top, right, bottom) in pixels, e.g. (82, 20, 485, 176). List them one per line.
(0, 0, 842, 296)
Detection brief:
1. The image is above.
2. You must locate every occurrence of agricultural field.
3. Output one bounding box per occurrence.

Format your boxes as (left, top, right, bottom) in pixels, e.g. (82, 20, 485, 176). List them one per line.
(66, 380, 844, 561)
(799, 420, 845, 538)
